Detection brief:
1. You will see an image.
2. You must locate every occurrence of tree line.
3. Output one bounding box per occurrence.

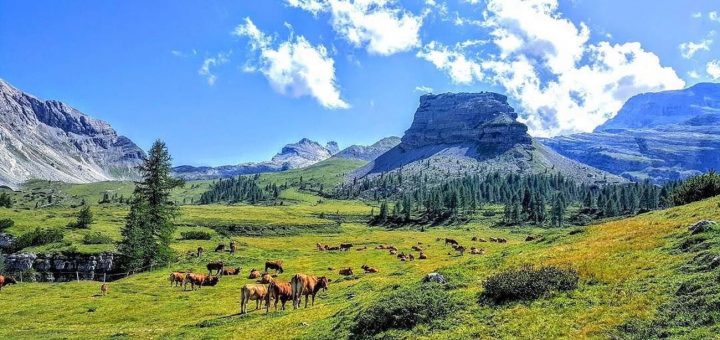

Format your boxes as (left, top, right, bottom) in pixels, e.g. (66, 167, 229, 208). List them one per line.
(198, 174, 281, 204)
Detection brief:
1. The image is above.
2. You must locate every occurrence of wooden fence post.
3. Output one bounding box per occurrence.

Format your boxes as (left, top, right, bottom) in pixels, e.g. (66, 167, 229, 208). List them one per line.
(76, 271, 80, 282)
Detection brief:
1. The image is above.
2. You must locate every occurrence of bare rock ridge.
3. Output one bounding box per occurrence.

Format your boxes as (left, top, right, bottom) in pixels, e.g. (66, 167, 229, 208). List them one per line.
(172, 138, 339, 180)
(334, 137, 401, 161)
(0, 79, 144, 189)
(354, 92, 623, 185)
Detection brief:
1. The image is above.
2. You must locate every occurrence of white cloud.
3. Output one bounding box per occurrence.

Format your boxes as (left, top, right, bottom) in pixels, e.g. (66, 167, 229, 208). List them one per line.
(415, 85, 434, 93)
(420, 0, 684, 137)
(286, 0, 423, 56)
(198, 52, 230, 85)
(688, 70, 701, 79)
(417, 41, 483, 84)
(679, 39, 712, 59)
(234, 18, 349, 109)
(692, 12, 702, 19)
(708, 60, 720, 79)
(710, 11, 720, 22)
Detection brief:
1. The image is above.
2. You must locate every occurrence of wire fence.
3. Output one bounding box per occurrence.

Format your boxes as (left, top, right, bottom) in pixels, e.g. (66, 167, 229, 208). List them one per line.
(11, 263, 160, 283)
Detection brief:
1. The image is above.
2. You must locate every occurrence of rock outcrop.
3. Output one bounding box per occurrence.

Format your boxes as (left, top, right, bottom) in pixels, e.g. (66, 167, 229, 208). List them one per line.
(354, 92, 623, 185)
(3, 252, 116, 282)
(335, 137, 401, 161)
(0, 79, 145, 189)
(172, 138, 339, 180)
(542, 83, 720, 183)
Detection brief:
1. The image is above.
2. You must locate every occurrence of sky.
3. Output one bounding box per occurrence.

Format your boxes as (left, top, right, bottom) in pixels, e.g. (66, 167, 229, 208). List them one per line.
(1, 0, 719, 166)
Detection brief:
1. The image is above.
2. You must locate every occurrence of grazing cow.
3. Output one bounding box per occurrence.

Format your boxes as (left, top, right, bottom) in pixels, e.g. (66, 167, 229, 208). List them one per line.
(258, 273, 275, 284)
(375, 245, 385, 250)
(229, 240, 237, 254)
(325, 245, 340, 251)
(222, 267, 241, 276)
(184, 273, 219, 291)
(397, 252, 406, 259)
(412, 245, 423, 251)
(409, 254, 415, 261)
(0, 275, 17, 291)
(455, 245, 466, 256)
(266, 281, 293, 312)
(197, 247, 204, 257)
(419, 252, 428, 260)
(248, 269, 261, 279)
(339, 268, 353, 276)
(470, 247, 485, 255)
(207, 261, 224, 276)
(339, 243, 353, 251)
(316, 243, 325, 251)
(489, 237, 498, 242)
(100, 284, 109, 296)
(361, 265, 378, 273)
(240, 284, 269, 314)
(497, 238, 507, 243)
(265, 260, 284, 274)
(389, 249, 398, 255)
(445, 238, 459, 246)
(215, 244, 225, 252)
(387, 246, 398, 251)
(290, 274, 329, 309)
(525, 235, 537, 242)
(169, 272, 186, 287)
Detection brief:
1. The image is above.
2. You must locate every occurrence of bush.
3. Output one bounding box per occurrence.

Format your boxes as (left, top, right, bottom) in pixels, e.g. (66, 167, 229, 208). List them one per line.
(672, 171, 720, 206)
(180, 230, 212, 240)
(7, 228, 64, 252)
(480, 265, 579, 304)
(67, 205, 93, 229)
(82, 232, 114, 245)
(350, 283, 458, 339)
(0, 218, 14, 230)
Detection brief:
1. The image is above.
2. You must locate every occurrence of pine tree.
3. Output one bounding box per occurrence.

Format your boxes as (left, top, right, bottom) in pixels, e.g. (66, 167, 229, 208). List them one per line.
(71, 204, 94, 229)
(551, 193, 566, 228)
(118, 140, 184, 271)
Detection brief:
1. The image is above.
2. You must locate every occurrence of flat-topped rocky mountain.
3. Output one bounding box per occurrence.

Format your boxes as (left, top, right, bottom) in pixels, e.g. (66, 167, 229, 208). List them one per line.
(0, 79, 144, 189)
(172, 138, 339, 180)
(354, 92, 623, 185)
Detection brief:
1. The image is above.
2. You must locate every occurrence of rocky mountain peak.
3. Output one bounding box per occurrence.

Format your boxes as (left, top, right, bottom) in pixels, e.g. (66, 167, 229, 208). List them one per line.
(400, 92, 531, 150)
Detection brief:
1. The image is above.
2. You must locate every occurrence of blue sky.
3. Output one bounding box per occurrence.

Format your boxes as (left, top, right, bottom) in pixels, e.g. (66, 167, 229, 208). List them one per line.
(1, 0, 719, 166)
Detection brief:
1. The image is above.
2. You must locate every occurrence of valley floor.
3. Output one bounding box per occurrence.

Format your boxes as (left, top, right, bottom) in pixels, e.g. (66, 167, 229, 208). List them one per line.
(2, 195, 719, 339)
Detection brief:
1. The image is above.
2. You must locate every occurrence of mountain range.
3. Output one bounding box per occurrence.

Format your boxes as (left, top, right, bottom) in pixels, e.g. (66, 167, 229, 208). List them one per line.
(0, 79, 144, 189)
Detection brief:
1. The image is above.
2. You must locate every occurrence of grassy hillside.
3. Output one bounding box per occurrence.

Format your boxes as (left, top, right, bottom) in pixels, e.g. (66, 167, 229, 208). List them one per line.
(1, 190, 719, 338)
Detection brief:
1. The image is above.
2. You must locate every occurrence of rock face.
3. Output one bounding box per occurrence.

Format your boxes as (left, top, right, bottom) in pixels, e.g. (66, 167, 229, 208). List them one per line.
(172, 138, 339, 180)
(0, 79, 145, 189)
(542, 83, 720, 183)
(354, 92, 623, 185)
(3, 252, 116, 282)
(335, 137, 401, 161)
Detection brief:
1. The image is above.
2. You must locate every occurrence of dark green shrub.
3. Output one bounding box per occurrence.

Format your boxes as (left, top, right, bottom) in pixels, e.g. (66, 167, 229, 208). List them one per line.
(7, 228, 64, 252)
(180, 230, 212, 240)
(82, 232, 114, 245)
(0, 218, 14, 230)
(67, 205, 93, 229)
(480, 265, 579, 304)
(672, 171, 720, 205)
(350, 283, 458, 339)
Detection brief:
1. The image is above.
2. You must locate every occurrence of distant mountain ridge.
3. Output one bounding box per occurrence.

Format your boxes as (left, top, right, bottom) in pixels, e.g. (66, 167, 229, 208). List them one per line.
(172, 138, 340, 180)
(0, 79, 144, 189)
(334, 137, 400, 161)
(542, 82, 720, 183)
(353, 92, 624, 185)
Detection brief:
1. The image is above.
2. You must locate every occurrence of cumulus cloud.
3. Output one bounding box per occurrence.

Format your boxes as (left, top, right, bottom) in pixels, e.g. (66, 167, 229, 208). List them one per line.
(419, 0, 684, 137)
(198, 52, 230, 85)
(679, 39, 712, 59)
(708, 60, 720, 79)
(286, 0, 423, 56)
(233, 18, 349, 109)
(710, 11, 720, 22)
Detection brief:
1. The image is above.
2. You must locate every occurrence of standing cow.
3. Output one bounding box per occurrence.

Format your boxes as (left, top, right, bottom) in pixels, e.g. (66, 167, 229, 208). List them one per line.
(290, 274, 329, 309)
(265, 260, 284, 274)
(0, 275, 17, 291)
(266, 281, 293, 312)
(240, 284, 269, 314)
(207, 261, 224, 276)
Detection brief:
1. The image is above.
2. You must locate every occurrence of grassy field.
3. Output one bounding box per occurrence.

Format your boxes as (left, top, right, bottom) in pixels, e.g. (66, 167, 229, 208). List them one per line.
(1, 184, 719, 339)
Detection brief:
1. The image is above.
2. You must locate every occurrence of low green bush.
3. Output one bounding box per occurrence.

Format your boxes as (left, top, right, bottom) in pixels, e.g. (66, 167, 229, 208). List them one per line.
(0, 218, 14, 230)
(82, 232, 114, 245)
(6, 228, 64, 252)
(180, 230, 212, 240)
(480, 265, 579, 304)
(349, 283, 458, 339)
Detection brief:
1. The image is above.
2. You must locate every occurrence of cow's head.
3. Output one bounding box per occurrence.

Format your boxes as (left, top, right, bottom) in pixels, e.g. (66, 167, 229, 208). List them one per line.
(318, 277, 329, 291)
(205, 276, 220, 286)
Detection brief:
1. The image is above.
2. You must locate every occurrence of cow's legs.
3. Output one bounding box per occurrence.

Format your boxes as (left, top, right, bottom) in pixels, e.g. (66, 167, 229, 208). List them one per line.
(312, 293, 316, 306)
(304, 294, 309, 308)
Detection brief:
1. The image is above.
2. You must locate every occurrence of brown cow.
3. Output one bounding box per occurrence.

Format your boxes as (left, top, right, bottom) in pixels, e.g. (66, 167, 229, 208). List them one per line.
(361, 265, 378, 273)
(375, 245, 385, 250)
(265, 260, 284, 274)
(445, 238, 459, 246)
(100, 283, 109, 296)
(497, 238, 508, 243)
(325, 245, 340, 251)
(389, 249, 398, 255)
(215, 244, 225, 252)
(222, 267, 241, 276)
(356, 246, 367, 251)
(169, 272, 186, 287)
(489, 237, 498, 242)
(478, 238, 487, 242)
(419, 252, 428, 259)
(0, 275, 16, 292)
(339, 268, 353, 276)
(471, 236, 478, 241)
(290, 274, 329, 309)
(197, 246, 204, 257)
(266, 281, 293, 312)
(411, 245, 423, 251)
(248, 269, 261, 279)
(339, 243, 353, 251)
(258, 273, 275, 284)
(184, 273, 219, 291)
(408, 254, 415, 261)
(207, 261, 224, 276)
(470, 247, 485, 255)
(240, 284, 269, 314)
(316, 243, 325, 251)
(455, 245, 466, 256)
(387, 245, 398, 251)
(229, 240, 237, 254)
